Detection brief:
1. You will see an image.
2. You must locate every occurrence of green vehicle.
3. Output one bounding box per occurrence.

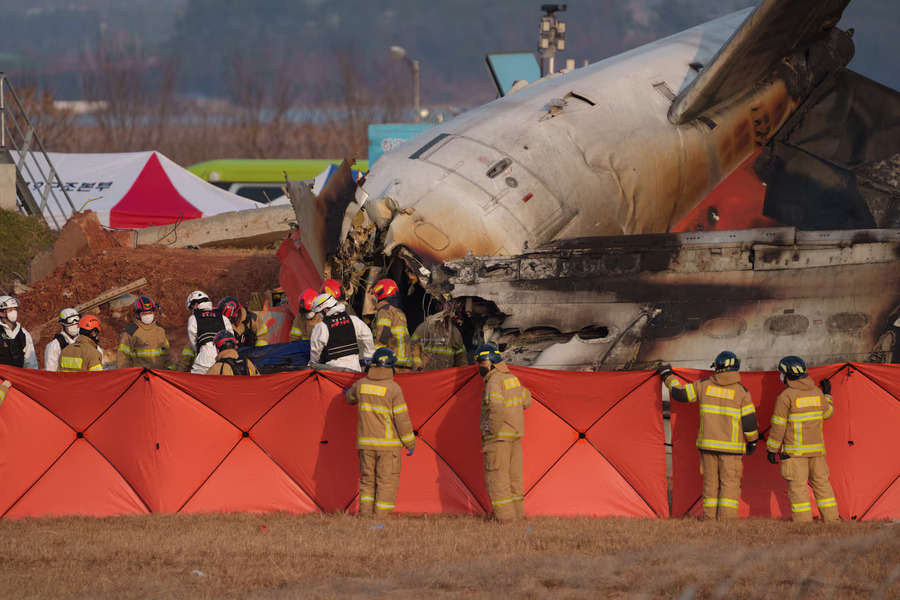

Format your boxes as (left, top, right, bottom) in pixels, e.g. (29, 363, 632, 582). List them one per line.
(187, 159, 369, 204)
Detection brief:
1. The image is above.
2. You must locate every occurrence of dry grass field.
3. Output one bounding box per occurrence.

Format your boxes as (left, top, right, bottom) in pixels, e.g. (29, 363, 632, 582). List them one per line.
(0, 514, 898, 599)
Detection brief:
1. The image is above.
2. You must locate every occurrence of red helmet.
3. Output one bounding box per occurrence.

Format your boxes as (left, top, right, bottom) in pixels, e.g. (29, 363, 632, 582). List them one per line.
(372, 278, 398, 301)
(217, 296, 241, 319)
(320, 278, 346, 301)
(133, 295, 157, 313)
(78, 314, 101, 333)
(299, 288, 319, 313)
(213, 330, 238, 350)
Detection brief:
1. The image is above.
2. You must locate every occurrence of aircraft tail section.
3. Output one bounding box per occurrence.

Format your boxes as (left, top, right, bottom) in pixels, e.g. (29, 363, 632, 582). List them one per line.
(670, 0, 852, 125)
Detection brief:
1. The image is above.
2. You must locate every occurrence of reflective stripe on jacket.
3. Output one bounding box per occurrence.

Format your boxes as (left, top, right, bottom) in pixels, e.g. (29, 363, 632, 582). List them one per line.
(289, 313, 321, 341)
(767, 376, 833, 457)
(117, 319, 170, 369)
(666, 371, 758, 454)
(411, 320, 467, 370)
(59, 336, 103, 372)
(371, 300, 412, 368)
(346, 367, 416, 451)
(481, 364, 532, 444)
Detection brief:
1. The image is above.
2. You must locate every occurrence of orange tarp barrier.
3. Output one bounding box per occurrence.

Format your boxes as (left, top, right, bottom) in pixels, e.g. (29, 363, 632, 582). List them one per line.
(671, 363, 900, 521)
(0, 366, 666, 519)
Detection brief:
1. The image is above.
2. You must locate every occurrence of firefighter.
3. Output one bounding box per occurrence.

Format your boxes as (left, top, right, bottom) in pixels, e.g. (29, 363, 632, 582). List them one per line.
(309, 292, 374, 371)
(766, 356, 839, 522)
(218, 296, 268, 348)
(370, 278, 412, 371)
(59, 315, 104, 372)
(44, 308, 80, 371)
(177, 290, 232, 373)
(117, 296, 170, 369)
(345, 348, 415, 517)
(289, 288, 321, 341)
(658, 351, 758, 519)
(206, 330, 259, 376)
(476, 343, 532, 521)
(410, 303, 467, 371)
(0, 296, 38, 369)
(320, 278, 357, 316)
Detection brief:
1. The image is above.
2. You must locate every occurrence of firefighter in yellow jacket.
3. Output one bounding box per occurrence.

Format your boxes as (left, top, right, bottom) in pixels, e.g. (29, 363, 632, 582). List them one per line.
(766, 356, 839, 522)
(219, 296, 268, 348)
(345, 348, 415, 517)
(117, 296, 171, 369)
(658, 351, 759, 519)
(411, 304, 467, 371)
(476, 344, 532, 521)
(206, 331, 260, 376)
(370, 278, 413, 371)
(289, 288, 321, 341)
(59, 315, 104, 372)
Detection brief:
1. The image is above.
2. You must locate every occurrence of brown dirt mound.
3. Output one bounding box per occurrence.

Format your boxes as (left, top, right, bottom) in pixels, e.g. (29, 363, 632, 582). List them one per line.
(19, 245, 281, 366)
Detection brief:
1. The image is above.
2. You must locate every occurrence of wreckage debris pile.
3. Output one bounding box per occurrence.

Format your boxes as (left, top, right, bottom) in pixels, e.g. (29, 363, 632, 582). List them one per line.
(21, 245, 280, 366)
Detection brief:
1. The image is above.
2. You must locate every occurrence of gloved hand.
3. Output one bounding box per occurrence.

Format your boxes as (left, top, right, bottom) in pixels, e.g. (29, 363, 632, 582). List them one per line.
(820, 378, 831, 394)
(767, 450, 779, 465)
(406, 447, 414, 457)
(746, 441, 757, 456)
(656, 364, 673, 380)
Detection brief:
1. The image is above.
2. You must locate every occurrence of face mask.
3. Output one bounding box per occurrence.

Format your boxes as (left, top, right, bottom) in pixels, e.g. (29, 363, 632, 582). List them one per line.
(140, 313, 155, 325)
(5, 310, 17, 323)
(305, 311, 316, 320)
(65, 324, 80, 337)
(478, 365, 491, 377)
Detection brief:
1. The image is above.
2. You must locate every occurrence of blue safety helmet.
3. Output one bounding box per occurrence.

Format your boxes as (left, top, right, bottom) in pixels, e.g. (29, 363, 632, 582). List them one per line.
(711, 351, 740, 372)
(371, 348, 397, 368)
(474, 344, 503, 364)
(777, 355, 807, 380)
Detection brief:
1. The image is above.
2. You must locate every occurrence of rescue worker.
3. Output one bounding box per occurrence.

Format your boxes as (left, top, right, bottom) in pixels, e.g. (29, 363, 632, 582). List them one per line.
(177, 290, 232, 374)
(410, 303, 467, 371)
(289, 288, 321, 341)
(766, 356, 839, 522)
(320, 278, 357, 316)
(117, 296, 170, 369)
(309, 292, 374, 371)
(658, 351, 758, 519)
(206, 330, 259, 376)
(0, 296, 38, 369)
(59, 315, 104, 372)
(345, 348, 415, 517)
(0, 379, 10, 406)
(44, 308, 80, 371)
(370, 278, 412, 371)
(218, 296, 268, 348)
(476, 343, 532, 521)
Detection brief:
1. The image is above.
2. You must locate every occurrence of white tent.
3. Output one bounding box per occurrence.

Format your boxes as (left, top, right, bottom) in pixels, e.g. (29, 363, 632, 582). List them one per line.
(23, 151, 260, 229)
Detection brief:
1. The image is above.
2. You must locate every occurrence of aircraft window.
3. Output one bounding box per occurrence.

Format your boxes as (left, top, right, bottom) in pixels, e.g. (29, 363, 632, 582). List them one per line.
(409, 133, 450, 159)
(765, 315, 809, 336)
(826, 313, 869, 333)
(486, 158, 512, 179)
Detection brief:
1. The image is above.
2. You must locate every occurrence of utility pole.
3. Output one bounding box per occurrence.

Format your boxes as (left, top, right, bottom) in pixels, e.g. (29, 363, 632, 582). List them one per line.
(538, 4, 567, 77)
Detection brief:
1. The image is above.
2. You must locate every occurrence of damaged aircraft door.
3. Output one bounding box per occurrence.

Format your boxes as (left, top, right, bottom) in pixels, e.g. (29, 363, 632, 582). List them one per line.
(417, 135, 573, 246)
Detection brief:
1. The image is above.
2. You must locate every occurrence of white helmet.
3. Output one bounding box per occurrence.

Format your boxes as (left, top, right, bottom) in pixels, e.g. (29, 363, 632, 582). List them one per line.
(0, 296, 19, 311)
(185, 290, 210, 311)
(312, 292, 337, 314)
(58, 307, 80, 325)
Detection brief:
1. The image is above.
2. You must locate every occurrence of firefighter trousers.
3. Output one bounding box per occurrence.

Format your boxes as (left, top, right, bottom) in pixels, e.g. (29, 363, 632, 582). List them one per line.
(358, 448, 402, 518)
(699, 451, 743, 519)
(484, 438, 524, 521)
(781, 454, 839, 522)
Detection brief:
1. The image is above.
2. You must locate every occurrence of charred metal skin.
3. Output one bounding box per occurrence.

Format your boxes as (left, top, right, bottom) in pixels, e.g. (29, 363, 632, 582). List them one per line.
(339, 1, 856, 271)
(428, 228, 900, 371)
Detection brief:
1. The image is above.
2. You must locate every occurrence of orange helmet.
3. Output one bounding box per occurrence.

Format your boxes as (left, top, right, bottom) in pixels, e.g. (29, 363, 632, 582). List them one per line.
(299, 288, 319, 313)
(372, 278, 399, 301)
(320, 278, 346, 301)
(78, 315, 101, 333)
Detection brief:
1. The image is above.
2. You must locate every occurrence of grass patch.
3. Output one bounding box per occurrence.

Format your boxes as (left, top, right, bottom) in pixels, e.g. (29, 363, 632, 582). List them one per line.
(0, 514, 897, 599)
(0, 209, 56, 292)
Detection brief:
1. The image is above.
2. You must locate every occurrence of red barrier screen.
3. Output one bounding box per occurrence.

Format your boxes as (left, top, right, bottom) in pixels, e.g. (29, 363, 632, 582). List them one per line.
(671, 363, 900, 521)
(0, 366, 666, 519)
